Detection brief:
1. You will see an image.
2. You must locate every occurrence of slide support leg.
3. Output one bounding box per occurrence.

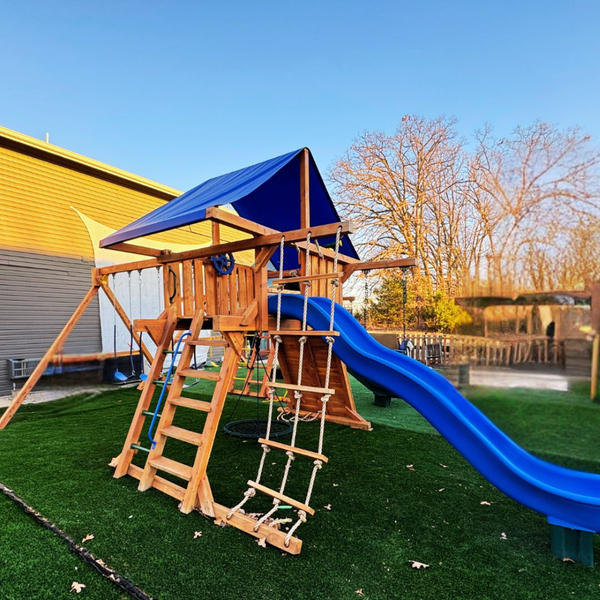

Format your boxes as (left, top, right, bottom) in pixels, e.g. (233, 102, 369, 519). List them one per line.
(549, 524, 594, 567)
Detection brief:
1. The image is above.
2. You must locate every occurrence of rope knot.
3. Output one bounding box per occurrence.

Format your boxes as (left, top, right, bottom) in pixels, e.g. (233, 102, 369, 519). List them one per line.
(325, 336, 335, 345)
(297, 510, 307, 523)
(298, 336, 307, 345)
(313, 459, 323, 470)
(261, 444, 271, 453)
(273, 334, 282, 344)
(294, 390, 303, 401)
(286, 450, 295, 460)
(320, 394, 331, 404)
(332, 279, 340, 287)
(244, 488, 256, 499)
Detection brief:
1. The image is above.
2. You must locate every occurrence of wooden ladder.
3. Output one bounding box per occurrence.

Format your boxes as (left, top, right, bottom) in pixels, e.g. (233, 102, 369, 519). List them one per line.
(231, 333, 273, 398)
(132, 309, 241, 515)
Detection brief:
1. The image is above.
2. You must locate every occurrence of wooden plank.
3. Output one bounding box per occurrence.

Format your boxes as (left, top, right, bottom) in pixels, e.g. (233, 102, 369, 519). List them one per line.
(272, 273, 342, 285)
(193, 259, 205, 312)
(104, 242, 164, 257)
(0, 285, 100, 429)
(127, 464, 187, 502)
(213, 503, 302, 555)
(168, 396, 212, 412)
(133, 318, 167, 346)
(160, 425, 203, 445)
(177, 368, 220, 381)
(206, 206, 279, 237)
(342, 257, 417, 283)
(205, 269, 217, 315)
(268, 330, 339, 337)
(154, 222, 354, 265)
(149, 456, 193, 480)
(258, 438, 328, 463)
(248, 480, 315, 516)
(186, 338, 227, 347)
(268, 382, 335, 395)
(97, 258, 160, 275)
(213, 314, 259, 332)
(182, 261, 194, 315)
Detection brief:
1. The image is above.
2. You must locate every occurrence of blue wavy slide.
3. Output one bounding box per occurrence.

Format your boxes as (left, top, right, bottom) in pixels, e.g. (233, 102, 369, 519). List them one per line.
(269, 294, 600, 534)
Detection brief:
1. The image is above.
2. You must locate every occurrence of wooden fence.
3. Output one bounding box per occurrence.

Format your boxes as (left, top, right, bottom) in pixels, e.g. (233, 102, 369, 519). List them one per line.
(394, 332, 562, 367)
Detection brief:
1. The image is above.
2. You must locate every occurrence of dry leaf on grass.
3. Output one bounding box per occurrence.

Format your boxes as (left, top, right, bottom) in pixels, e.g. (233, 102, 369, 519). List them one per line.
(324, 504, 332, 511)
(439, 463, 448, 468)
(500, 532, 507, 540)
(333, 483, 339, 487)
(194, 531, 202, 539)
(438, 488, 445, 492)
(480, 501, 491, 506)
(256, 537, 267, 548)
(406, 464, 415, 471)
(410, 560, 430, 569)
(355, 589, 364, 596)
(562, 557, 575, 563)
(70, 582, 86, 594)
(81, 534, 94, 544)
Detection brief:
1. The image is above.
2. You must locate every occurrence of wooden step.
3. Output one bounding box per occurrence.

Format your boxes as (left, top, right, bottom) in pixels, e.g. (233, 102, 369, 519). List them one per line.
(168, 396, 212, 412)
(148, 456, 193, 481)
(272, 273, 342, 285)
(247, 480, 315, 516)
(186, 339, 228, 347)
(268, 330, 339, 337)
(160, 425, 203, 445)
(258, 438, 328, 463)
(268, 382, 335, 396)
(177, 368, 220, 381)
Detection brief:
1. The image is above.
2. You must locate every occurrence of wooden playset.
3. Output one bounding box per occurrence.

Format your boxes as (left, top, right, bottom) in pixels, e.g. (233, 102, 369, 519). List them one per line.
(0, 149, 413, 553)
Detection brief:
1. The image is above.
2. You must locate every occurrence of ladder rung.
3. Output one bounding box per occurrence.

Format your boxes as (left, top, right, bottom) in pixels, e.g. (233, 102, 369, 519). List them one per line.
(272, 273, 342, 285)
(268, 382, 335, 396)
(177, 368, 220, 381)
(186, 338, 228, 347)
(247, 480, 314, 516)
(149, 456, 193, 481)
(168, 396, 212, 412)
(268, 330, 339, 337)
(258, 438, 328, 463)
(142, 410, 161, 418)
(160, 425, 203, 446)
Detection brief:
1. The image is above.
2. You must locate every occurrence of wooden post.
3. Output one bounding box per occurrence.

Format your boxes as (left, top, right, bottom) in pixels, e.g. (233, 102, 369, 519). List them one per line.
(300, 148, 310, 229)
(591, 335, 599, 401)
(0, 285, 100, 430)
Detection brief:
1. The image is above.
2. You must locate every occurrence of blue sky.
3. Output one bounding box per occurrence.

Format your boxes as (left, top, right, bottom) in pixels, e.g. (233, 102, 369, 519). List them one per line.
(1, 0, 599, 191)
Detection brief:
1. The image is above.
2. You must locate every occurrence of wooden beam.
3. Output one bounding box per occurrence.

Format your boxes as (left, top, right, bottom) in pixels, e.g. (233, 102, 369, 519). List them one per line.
(97, 258, 161, 276)
(155, 222, 354, 265)
(103, 242, 164, 257)
(342, 257, 417, 283)
(0, 285, 100, 430)
(300, 148, 310, 229)
(206, 207, 279, 237)
(211, 221, 221, 245)
(99, 281, 154, 365)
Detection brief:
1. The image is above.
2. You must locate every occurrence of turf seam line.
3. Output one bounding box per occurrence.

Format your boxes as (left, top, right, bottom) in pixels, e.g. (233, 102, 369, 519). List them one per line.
(0, 481, 153, 600)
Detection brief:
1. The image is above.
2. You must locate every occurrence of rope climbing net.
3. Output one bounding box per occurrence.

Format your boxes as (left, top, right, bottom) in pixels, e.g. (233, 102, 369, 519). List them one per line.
(227, 226, 343, 547)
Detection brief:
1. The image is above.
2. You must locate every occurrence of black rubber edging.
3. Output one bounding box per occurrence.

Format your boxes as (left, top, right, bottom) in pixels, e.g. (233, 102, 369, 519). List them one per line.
(0, 481, 153, 600)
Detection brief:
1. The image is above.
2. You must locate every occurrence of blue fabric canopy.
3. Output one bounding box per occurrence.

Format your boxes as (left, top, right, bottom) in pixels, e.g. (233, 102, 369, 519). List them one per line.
(100, 148, 358, 270)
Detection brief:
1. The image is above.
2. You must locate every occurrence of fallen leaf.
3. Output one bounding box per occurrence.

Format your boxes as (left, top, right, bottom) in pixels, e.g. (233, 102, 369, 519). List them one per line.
(70, 582, 86, 594)
(500, 532, 507, 540)
(333, 483, 339, 487)
(194, 531, 202, 539)
(324, 504, 332, 511)
(562, 557, 575, 563)
(256, 537, 267, 548)
(410, 560, 430, 569)
(438, 488, 445, 492)
(81, 534, 94, 544)
(406, 464, 415, 472)
(439, 464, 448, 468)
(480, 501, 491, 506)
(355, 589, 364, 596)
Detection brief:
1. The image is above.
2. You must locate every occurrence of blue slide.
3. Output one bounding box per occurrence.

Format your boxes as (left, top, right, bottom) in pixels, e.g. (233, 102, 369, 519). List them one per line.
(269, 294, 600, 534)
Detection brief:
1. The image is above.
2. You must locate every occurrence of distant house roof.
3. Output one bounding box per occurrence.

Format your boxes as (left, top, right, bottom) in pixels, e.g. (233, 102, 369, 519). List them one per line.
(100, 148, 359, 269)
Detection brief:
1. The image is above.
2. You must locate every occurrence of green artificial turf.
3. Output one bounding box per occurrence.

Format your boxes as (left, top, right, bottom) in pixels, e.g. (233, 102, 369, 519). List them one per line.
(1, 375, 600, 599)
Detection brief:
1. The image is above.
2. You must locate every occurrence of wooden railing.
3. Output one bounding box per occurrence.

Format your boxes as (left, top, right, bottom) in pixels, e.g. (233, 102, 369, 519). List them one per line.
(391, 331, 563, 367)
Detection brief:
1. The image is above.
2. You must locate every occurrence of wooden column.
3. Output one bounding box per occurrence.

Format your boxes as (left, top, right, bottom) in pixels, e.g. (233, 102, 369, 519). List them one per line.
(300, 148, 310, 229)
(0, 285, 100, 430)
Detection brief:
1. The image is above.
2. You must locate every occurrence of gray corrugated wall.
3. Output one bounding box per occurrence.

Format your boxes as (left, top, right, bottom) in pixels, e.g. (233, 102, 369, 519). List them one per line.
(0, 249, 101, 395)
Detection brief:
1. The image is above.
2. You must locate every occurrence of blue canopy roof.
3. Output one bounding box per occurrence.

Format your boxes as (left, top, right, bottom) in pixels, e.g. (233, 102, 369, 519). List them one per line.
(100, 148, 359, 270)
